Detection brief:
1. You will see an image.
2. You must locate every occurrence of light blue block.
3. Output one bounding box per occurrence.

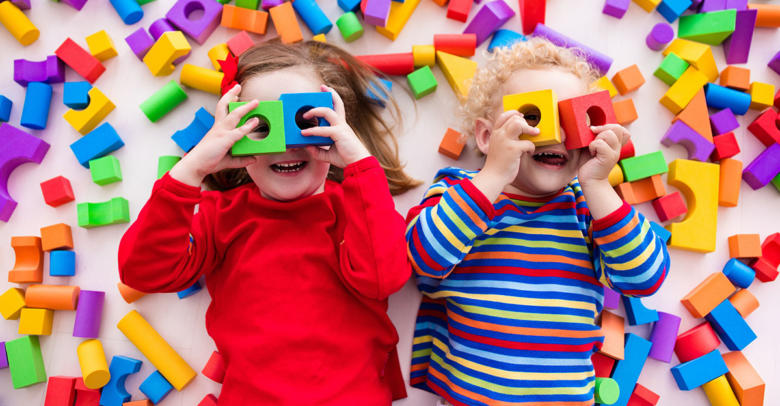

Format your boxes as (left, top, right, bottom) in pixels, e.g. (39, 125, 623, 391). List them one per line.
(109, 0, 143, 24)
(100, 355, 142, 406)
(488, 29, 527, 52)
(650, 221, 671, 243)
(292, 0, 332, 35)
(0, 95, 12, 122)
(671, 349, 728, 390)
(49, 250, 75, 276)
(338, 0, 360, 12)
(279, 92, 334, 147)
(657, 0, 693, 22)
(139, 370, 173, 404)
(705, 83, 751, 115)
(70, 123, 125, 168)
(63, 81, 92, 110)
(172, 107, 214, 152)
(611, 333, 652, 406)
(705, 299, 756, 350)
(622, 296, 659, 325)
(20, 82, 53, 130)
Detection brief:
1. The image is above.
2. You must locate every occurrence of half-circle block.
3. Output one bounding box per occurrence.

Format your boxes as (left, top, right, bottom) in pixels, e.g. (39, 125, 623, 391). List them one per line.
(0, 123, 50, 222)
(99, 355, 142, 405)
(167, 0, 224, 44)
(172, 107, 215, 152)
(63, 87, 115, 135)
(13, 55, 65, 86)
(666, 159, 719, 252)
(661, 120, 715, 162)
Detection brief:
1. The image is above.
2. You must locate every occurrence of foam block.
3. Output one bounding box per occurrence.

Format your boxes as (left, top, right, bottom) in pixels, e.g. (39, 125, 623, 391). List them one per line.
(723, 9, 757, 64)
(648, 311, 681, 362)
(722, 351, 765, 406)
(139, 370, 174, 403)
(25, 284, 79, 310)
(599, 310, 625, 360)
(434, 33, 477, 57)
(518, 0, 545, 34)
(77, 197, 130, 228)
(44, 376, 76, 406)
(661, 120, 715, 162)
(6, 336, 46, 388)
(613, 65, 646, 95)
(558, 90, 617, 149)
(279, 92, 334, 147)
(375, 0, 421, 41)
(202, 351, 226, 383)
(15, 310, 52, 335)
(591, 352, 616, 377)
(706, 299, 756, 350)
(140, 80, 188, 123)
(654, 52, 689, 86)
(722, 258, 755, 288)
(157, 155, 181, 179)
(144, 31, 192, 76)
(604, 0, 631, 18)
(622, 296, 659, 326)
(742, 143, 780, 190)
(407, 66, 438, 99)
(728, 234, 761, 258)
(99, 355, 142, 405)
(666, 159, 719, 252)
(109, 0, 143, 24)
(207, 43, 229, 71)
(63, 87, 115, 135)
(63, 82, 92, 110)
(292, 0, 332, 35)
(627, 383, 660, 406)
(595, 76, 618, 98)
(463, 0, 514, 45)
(709, 108, 739, 135)
(336, 11, 364, 42)
(682, 272, 736, 318)
(70, 123, 125, 168)
(678, 9, 736, 44)
(650, 221, 672, 243)
(748, 81, 775, 110)
(652, 191, 687, 222)
(0, 1, 39, 45)
(752, 233, 780, 282)
(675, 323, 721, 363)
(705, 83, 751, 115)
(228, 101, 285, 156)
(660, 67, 708, 114)
(0, 287, 26, 319)
(167, 0, 223, 44)
(711, 132, 740, 161)
(55, 38, 106, 84)
(701, 375, 740, 406)
(671, 349, 728, 390)
(747, 108, 780, 147)
(646, 22, 674, 50)
(663, 38, 718, 81)
(615, 175, 666, 205)
(356, 52, 415, 75)
(149, 18, 176, 41)
(177, 280, 202, 298)
(0, 95, 10, 122)
(611, 333, 652, 406)
(20, 82, 52, 130)
(73, 290, 104, 338)
(76, 339, 110, 389)
(118, 282, 147, 304)
(50, 250, 76, 277)
(221, 4, 269, 34)
(503, 89, 561, 146)
(619, 151, 667, 182)
(172, 107, 214, 152)
(13, 56, 65, 86)
(85, 30, 117, 62)
(657, 0, 693, 22)
(269, 2, 303, 43)
(673, 88, 712, 142)
(89, 155, 122, 185)
(719, 66, 750, 90)
(180, 64, 224, 95)
(436, 51, 477, 99)
(8, 236, 44, 283)
(438, 128, 466, 160)
(488, 29, 526, 52)
(125, 28, 155, 60)
(532, 24, 612, 75)
(718, 157, 742, 206)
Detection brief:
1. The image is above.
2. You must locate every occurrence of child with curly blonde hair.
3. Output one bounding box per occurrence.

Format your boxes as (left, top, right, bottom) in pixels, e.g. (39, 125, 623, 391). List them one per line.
(406, 37, 670, 405)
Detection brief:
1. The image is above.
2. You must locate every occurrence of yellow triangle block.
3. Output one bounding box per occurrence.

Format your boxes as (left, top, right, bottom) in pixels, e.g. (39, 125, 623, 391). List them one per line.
(376, 0, 421, 41)
(673, 88, 713, 141)
(436, 51, 477, 100)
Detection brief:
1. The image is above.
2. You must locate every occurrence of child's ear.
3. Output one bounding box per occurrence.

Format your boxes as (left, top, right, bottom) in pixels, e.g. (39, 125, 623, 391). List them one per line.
(474, 118, 492, 155)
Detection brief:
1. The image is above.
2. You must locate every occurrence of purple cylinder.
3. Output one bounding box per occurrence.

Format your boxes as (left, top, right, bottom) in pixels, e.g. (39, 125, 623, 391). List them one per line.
(73, 290, 105, 338)
(531, 24, 613, 75)
(646, 23, 674, 51)
(149, 18, 176, 40)
(743, 143, 780, 190)
(648, 311, 681, 362)
(261, 0, 285, 10)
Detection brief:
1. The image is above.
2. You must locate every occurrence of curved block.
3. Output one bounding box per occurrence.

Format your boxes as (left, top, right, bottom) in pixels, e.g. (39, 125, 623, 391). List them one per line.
(180, 64, 223, 95)
(9, 236, 43, 283)
(666, 159, 719, 252)
(77, 197, 130, 228)
(172, 107, 214, 152)
(167, 0, 224, 44)
(63, 87, 115, 135)
(661, 120, 715, 162)
(13, 56, 65, 86)
(99, 355, 142, 405)
(0, 124, 50, 222)
(76, 339, 110, 389)
(279, 92, 334, 147)
(73, 290, 104, 338)
(63, 81, 92, 110)
(143, 31, 191, 76)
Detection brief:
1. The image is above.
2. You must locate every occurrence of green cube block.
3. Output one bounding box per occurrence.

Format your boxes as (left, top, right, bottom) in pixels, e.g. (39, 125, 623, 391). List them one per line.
(6, 336, 46, 389)
(654, 52, 690, 86)
(336, 12, 364, 42)
(77, 197, 130, 228)
(140, 80, 188, 123)
(678, 10, 736, 45)
(157, 155, 182, 179)
(89, 155, 122, 185)
(407, 66, 438, 99)
(228, 101, 286, 156)
(235, 0, 258, 9)
(619, 151, 668, 182)
(771, 172, 780, 193)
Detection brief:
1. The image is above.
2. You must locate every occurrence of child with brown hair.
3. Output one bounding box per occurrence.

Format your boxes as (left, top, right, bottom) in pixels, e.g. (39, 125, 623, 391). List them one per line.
(118, 40, 418, 404)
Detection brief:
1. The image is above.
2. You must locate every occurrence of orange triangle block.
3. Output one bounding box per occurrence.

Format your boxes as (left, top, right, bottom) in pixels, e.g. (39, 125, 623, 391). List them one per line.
(436, 51, 477, 100)
(673, 88, 712, 142)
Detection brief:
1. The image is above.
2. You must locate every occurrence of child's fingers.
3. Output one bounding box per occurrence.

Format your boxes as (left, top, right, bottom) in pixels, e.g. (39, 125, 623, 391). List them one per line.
(222, 155, 259, 169)
(321, 85, 346, 118)
(223, 99, 259, 128)
(215, 84, 242, 121)
(591, 124, 630, 145)
(595, 130, 621, 151)
(303, 106, 338, 125)
(493, 110, 522, 129)
(230, 117, 259, 140)
(300, 126, 335, 139)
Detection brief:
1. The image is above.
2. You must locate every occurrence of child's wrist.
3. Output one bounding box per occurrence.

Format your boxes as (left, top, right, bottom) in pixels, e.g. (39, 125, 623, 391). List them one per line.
(169, 159, 205, 187)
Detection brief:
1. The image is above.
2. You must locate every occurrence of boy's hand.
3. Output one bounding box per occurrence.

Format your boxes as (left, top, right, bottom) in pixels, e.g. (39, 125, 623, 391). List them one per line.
(577, 124, 630, 187)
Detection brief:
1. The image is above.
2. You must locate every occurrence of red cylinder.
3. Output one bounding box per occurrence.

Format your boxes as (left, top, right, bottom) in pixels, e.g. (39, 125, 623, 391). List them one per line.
(356, 53, 415, 76)
(434, 34, 477, 57)
(674, 322, 720, 363)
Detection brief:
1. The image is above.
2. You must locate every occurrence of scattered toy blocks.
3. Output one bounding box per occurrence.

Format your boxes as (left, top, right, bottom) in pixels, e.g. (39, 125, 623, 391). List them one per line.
(0, 94, 11, 122)
(226, 30, 254, 57)
(657, 0, 693, 23)
(634, 0, 662, 12)
(646, 22, 674, 50)
(55, 38, 106, 83)
(751, 233, 780, 282)
(9, 236, 44, 283)
(723, 258, 756, 289)
(25, 284, 79, 310)
(63, 86, 115, 135)
(357, 52, 415, 75)
(595, 76, 618, 98)
(628, 383, 660, 406)
(144, 31, 192, 76)
(711, 132, 740, 161)
(13, 56, 64, 87)
(118, 282, 147, 304)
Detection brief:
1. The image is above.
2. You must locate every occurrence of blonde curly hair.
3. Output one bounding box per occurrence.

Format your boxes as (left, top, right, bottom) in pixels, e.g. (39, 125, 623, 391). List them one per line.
(460, 37, 603, 140)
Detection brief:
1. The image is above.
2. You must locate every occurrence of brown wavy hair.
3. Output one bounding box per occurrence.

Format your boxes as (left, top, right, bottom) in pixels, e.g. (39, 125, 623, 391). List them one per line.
(203, 39, 420, 195)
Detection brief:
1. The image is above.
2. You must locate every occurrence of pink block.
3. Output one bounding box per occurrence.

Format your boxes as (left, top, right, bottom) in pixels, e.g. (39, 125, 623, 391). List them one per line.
(661, 120, 715, 162)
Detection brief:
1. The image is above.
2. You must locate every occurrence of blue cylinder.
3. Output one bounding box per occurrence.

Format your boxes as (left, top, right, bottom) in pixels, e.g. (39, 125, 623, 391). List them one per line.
(20, 82, 52, 130)
(109, 0, 144, 25)
(705, 83, 751, 115)
(292, 0, 332, 35)
(723, 258, 755, 289)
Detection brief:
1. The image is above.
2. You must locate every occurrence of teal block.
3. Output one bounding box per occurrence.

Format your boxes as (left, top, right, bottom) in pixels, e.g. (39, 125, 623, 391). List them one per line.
(407, 66, 438, 99)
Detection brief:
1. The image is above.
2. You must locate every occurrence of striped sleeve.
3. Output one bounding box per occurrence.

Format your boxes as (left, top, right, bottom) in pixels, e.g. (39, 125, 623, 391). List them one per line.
(590, 202, 670, 297)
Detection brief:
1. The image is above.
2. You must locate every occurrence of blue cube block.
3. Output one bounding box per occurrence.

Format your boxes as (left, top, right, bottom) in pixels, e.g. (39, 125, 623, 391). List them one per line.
(650, 221, 671, 243)
(622, 296, 659, 325)
(172, 107, 214, 152)
(612, 333, 652, 406)
(177, 280, 202, 299)
(0, 95, 12, 122)
(70, 122, 125, 168)
(488, 29, 527, 52)
(705, 299, 756, 350)
(671, 349, 728, 390)
(366, 78, 393, 107)
(657, 0, 693, 22)
(20, 82, 53, 130)
(139, 370, 173, 404)
(49, 250, 76, 276)
(63, 81, 92, 110)
(279, 92, 334, 148)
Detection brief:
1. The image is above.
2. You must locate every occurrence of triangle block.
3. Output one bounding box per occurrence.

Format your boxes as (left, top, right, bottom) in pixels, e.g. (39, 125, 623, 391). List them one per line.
(436, 50, 477, 100)
(673, 88, 712, 142)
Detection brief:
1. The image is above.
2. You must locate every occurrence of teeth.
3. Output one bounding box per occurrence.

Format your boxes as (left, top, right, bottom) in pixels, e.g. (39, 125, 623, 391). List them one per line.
(277, 162, 302, 168)
(536, 152, 563, 158)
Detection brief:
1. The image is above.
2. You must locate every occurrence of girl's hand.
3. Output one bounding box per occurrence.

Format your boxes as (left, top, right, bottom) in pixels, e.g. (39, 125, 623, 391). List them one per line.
(577, 124, 630, 188)
(301, 85, 370, 168)
(170, 84, 261, 187)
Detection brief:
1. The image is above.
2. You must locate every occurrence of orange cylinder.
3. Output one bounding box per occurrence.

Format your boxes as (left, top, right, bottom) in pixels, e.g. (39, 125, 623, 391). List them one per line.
(729, 289, 759, 318)
(25, 284, 80, 310)
(749, 4, 780, 27)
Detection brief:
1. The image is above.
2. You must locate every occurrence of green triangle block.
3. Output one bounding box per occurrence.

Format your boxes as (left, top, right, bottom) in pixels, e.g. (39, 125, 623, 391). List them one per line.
(678, 10, 736, 45)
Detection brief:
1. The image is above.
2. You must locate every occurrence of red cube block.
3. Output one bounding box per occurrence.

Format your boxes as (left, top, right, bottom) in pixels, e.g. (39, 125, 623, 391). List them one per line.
(619, 138, 635, 160)
(40, 176, 74, 207)
(627, 383, 660, 405)
(711, 132, 740, 161)
(651, 191, 687, 222)
(591, 351, 616, 377)
(44, 376, 76, 406)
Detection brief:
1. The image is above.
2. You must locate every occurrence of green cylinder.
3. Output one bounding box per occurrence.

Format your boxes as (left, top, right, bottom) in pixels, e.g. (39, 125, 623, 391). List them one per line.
(594, 377, 619, 405)
(336, 12, 363, 43)
(140, 80, 188, 123)
(157, 155, 182, 179)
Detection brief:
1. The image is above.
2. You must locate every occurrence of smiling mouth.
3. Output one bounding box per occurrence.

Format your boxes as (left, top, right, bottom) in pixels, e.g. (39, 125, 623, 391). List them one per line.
(532, 151, 568, 166)
(271, 161, 307, 173)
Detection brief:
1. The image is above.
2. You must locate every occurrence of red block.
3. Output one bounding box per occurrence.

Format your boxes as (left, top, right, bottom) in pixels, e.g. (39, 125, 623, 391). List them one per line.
(711, 132, 740, 161)
(198, 394, 219, 406)
(40, 176, 75, 207)
(591, 351, 616, 377)
(747, 108, 780, 147)
(447, 0, 474, 22)
(356, 53, 415, 75)
(620, 138, 635, 159)
(44, 376, 76, 406)
(73, 377, 100, 406)
(201, 350, 226, 383)
(774, 88, 779, 108)
(652, 191, 687, 222)
(434, 33, 477, 57)
(674, 322, 720, 363)
(54, 38, 105, 84)
(558, 90, 617, 150)
(226, 31, 254, 57)
(752, 232, 780, 282)
(627, 383, 660, 406)
(518, 0, 546, 34)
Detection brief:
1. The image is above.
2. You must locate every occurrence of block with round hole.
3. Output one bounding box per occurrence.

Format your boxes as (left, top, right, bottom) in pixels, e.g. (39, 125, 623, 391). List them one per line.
(558, 90, 617, 150)
(279, 92, 334, 148)
(228, 101, 285, 155)
(502, 89, 560, 146)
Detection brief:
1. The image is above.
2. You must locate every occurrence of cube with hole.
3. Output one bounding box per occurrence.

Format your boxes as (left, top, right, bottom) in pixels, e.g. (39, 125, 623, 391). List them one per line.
(502, 89, 561, 146)
(558, 90, 618, 150)
(279, 92, 335, 148)
(228, 101, 285, 156)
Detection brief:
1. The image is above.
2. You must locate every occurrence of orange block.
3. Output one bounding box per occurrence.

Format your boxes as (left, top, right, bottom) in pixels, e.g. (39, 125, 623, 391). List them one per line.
(25, 284, 80, 310)
(221, 4, 268, 34)
(9, 236, 43, 283)
(432, 0, 447, 5)
(720, 66, 750, 91)
(613, 98, 637, 125)
(749, 3, 780, 27)
(722, 351, 765, 406)
(719, 158, 742, 207)
(673, 88, 712, 142)
(269, 2, 302, 44)
(117, 282, 147, 304)
(728, 234, 761, 258)
(615, 174, 666, 204)
(599, 310, 625, 360)
(40, 223, 74, 252)
(729, 288, 759, 318)
(438, 128, 465, 160)
(681, 272, 736, 318)
(612, 64, 645, 95)
(124, 400, 153, 406)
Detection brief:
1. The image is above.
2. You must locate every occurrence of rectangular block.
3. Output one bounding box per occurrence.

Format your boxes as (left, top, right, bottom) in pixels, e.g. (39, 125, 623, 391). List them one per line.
(619, 151, 668, 182)
(722, 351, 765, 406)
(728, 234, 761, 258)
(671, 349, 728, 390)
(681, 272, 736, 318)
(6, 335, 46, 388)
(705, 299, 756, 350)
(611, 333, 652, 406)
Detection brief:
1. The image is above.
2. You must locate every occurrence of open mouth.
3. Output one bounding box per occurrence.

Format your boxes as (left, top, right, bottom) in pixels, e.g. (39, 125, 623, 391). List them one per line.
(532, 151, 568, 166)
(270, 161, 307, 173)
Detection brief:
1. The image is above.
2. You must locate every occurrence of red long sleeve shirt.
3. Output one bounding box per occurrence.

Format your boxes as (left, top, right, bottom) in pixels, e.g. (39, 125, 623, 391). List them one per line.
(118, 157, 410, 405)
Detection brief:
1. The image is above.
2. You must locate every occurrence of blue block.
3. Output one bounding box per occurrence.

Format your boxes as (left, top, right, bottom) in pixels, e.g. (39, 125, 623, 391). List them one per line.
(338, 0, 361, 12)
(657, 0, 693, 22)
(172, 107, 214, 152)
(621, 296, 659, 325)
(292, 0, 332, 35)
(20, 82, 53, 130)
(100, 355, 142, 406)
(70, 122, 125, 168)
(705, 83, 751, 115)
(366, 78, 393, 107)
(63, 81, 92, 110)
(705, 299, 756, 350)
(0, 95, 11, 122)
(139, 370, 173, 404)
(671, 349, 728, 390)
(49, 250, 76, 276)
(177, 279, 202, 299)
(109, 0, 143, 24)
(611, 333, 652, 406)
(722, 258, 755, 288)
(488, 29, 527, 52)
(650, 221, 671, 244)
(279, 92, 334, 148)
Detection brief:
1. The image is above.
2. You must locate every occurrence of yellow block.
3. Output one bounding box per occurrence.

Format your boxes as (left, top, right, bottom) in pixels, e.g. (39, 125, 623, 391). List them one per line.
(143, 31, 191, 76)
(117, 310, 196, 391)
(207, 43, 229, 71)
(18, 308, 53, 335)
(0, 1, 39, 46)
(663, 39, 718, 81)
(660, 67, 708, 114)
(86, 30, 117, 62)
(376, 0, 421, 41)
(63, 87, 115, 135)
(77, 339, 111, 389)
(608, 164, 624, 187)
(180, 64, 224, 95)
(437, 51, 477, 100)
(0, 287, 26, 320)
(749, 81, 775, 110)
(666, 159, 719, 253)
(594, 76, 618, 98)
(413, 45, 435, 67)
(702, 375, 740, 406)
(312, 33, 327, 43)
(633, 0, 661, 12)
(502, 89, 562, 146)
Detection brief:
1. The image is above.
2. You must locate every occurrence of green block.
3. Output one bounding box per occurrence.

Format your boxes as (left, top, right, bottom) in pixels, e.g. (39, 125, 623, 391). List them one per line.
(89, 155, 122, 185)
(678, 10, 736, 45)
(407, 66, 438, 99)
(217, 0, 231, 4)
(157, 155, 182, 179)
(654, 52, 689, 86)
(336, 12, 364, 42)
(228, 101, 286, 156)
(771, 172, 780, 193)
(619, 151, 668, 182)
(136, 0, 156, 4)
(77, 197, 130, 228)
(140, 80, 188, 123)
(6, 336, 46, 389)
(594, 377, 619, 405)
(235, 0, 257, 8)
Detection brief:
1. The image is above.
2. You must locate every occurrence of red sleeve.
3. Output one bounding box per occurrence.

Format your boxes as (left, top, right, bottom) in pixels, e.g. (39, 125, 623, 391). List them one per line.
(117, 173, 219, 293)
(337, 156, 411, 300)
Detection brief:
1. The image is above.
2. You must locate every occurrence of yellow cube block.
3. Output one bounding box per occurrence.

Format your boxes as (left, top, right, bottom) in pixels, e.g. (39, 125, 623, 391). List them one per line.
(207, 43, 229, 71)
(143, 31, 191, 76)
(437, 51, 477, 100)
(86, 30, 117, 62)
(0, 287, 26, 320)
(63, 87, 115, 135)
(312, 33, 327, 43)
(663, 39, 718, 81)
(503, 89, 562, 146)
(413, 45, 436, 67)
(660, 67, 708, 114)
(594, 76, 618, 98)
(633, 0, 661, 12)
(376, 0, 421, 41)
(18, 308, 54, 335)
(749, 81, 775, 110)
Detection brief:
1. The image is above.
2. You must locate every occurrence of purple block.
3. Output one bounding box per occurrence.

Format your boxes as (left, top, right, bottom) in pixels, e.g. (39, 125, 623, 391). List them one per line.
(10, 0, 30, 10)
(13, 56, 65, 87)
(149, 18, 176, 40)
(743, 143, 780, 190)
(0, 123, 50, 222)
(532, 24, 613, 75)
(710, 108, 739, 135)
(603, 286, 620, 309)
(73, 290, 105, 338)
(61, 0, 89, 10)
(646, 23, 674, 51)
(726, 0, 747, 9)
(0, 341, 7, 369)
(166, 0, 223, 45)
(648, 311, 681, 362)
(364, 0, 391, 26)
(463, 0, 515, 46)
(689, 0, 704, 10)
(769, 50, 780, 76)
(723, 9, 757, 64)
(661, 120, 716, 162)
(125, 28, 155, 60)
(261, 0, 284, 9)
(700, 0, 726, 12)
(603, 0, 630, 18)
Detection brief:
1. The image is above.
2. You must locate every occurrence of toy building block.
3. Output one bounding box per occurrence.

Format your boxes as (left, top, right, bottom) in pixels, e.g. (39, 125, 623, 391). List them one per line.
(599, 310, 625, 360)
(157, 155, 182, 179)
(0, 1, 38, 45)
(723, 9, 757, 64)
(666, 159, 719, 252)
(594, 76, 618, 98)
(446, 0, 473, 22)
(25, 284, 79, 310)
(672, 349, 728, 390)
(73, 290, 104, 338)
(611, 333, 652, 406)
(99, 355, 142, 405)
(519, 0, 545, 34)
(612, 65, 645, 95)
(85, 30, 117, 62)
(124, 401, 153, 406)
(488, 29, 527, 52)
(648, 311, 681, 362)
(652, 191, 687, 222)
(118, 282, 147, 303)
(364, 0, 391, 25)
(407, 66, 437, 99)
(706, 298, 756, 350)
(50, 250, 76, 277)
(18, 308, 54, 335)
(618, 151, 667, 182)
(775, 88, 780, 108)
(747, 108, 780, 146)
(663, 38, 718, 81)
(701, 375, 740, 406)
(678, 9, 736, 44)
(0, 94, 11, 122)
(44, 376, 77, 406)
(603, 286, 620, 309)
(591, 352, 615, 377)
(464, 0, 514, 46)
(604, 0, 630, 18)
(719, 66, 750, 90)
(180, 64, 223, 95)
(77, 197, 130, 228)
(743, 143, 780, 190)
(748, 81, 774, 110)
(336, 12, 364, 42)
(366, 78, 393, 107)
(558, 90, 617, 149)
(125, 27, 155, 60)
(650, 221, 672, 244)
(227, 101, 285, 155)
(681, 271, 736, 318)
(711, 132, 739, 161)
(0, 287, 26, 319)
(660, 67, 708, 114)
(375, 0, 421, 41)
(434, 34, 477, 57)
(172, 107, 214, 152)
(236, 0, 259, 8)
(751, 232, 780, 282)
(728, 234, 761, 259)
(729, 291, 758, 322)
(207, 43, 229, 71)
(634, 0, 662, 12)
(177, 279, 202, 299)
(167, 0, 223, 44)
(709, 108, 739, 136)
(532, 24, 612, 75)
(55, 38, 106, 83)
(117, 310, 197, 390)
(109, 0, 143, 24)
(608, 164, 624, 187)
(594, 377, 619, 404)
(439, 128, 466, 160)
(89, 155, 122, 185)
(73, 377, 100, 405)
(140, 80, 188, 123)
(221, 4, 269, 34)
(144, 31, 191, 76)
(503, 89, 561, 146)
(139, 370, 174, 403)
(749, 3, 780, 27)
(199, 394, 219, 406)
(9, 236, 44, 283)
(705, 83, 751, 115)
(63, 86, 115, 135)
(292, 0, 332, 35)
(622, 296, 659, 325)
(722, 258, 755, 288)
(771, 51, 780, 76)
(313, 32, 327, 42)
(63, 81, 92, 110)
(613, 98, 637, 125)
(339, 0, 360, 11)
(673, 88, 712, 141)
(6, 335, 46, 388)
(615, 175, 666, 205)
(227, 31, 254, 57)
(202, 350, 226, 383)
(657, 0, 693, 22)
(358, 53, 415, 77)
(13, 56, 65, 86)
(77, 339, 110, 389)
(645, 22, 674, 50)
(70, 123, 125, 168)
(20, 82, 53, 130)
(436, 51, 478, 100)
(661, 120, 715, 162)
(150, 19, 176, 42)
(269, 2, 303, 43)
(718, 157, 741, 207)
(412, 45, 435, 67)
(628, 383, 659, 405)
(722, 351, 765, 406)
(620, 139, 635, 159)
(279, 92, 334, 148)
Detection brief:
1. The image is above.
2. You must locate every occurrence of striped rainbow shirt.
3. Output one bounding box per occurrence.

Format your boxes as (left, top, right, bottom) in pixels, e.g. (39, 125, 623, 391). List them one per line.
(406, 167, 670, 406)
